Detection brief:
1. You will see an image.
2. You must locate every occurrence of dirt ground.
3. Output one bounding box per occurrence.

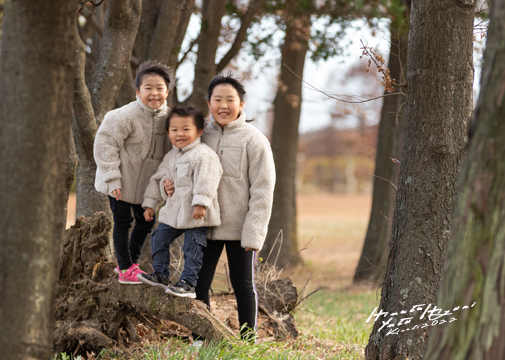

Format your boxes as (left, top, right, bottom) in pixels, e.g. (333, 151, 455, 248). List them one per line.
(66, 193, 372, 293)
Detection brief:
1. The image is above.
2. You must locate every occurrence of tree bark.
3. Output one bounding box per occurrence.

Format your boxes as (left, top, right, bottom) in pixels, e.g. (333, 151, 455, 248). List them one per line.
(0, 1, 75, 359)
(423, 1, 505, 358)
(169, 0, 195, 68)
(188, 0, 227, 111)
(148, 0, 183, 63)
(354, 24, 408, 285)
(261, 10, 311, 268)
(73, 0, 142, 218)
(365, 0, 474, 359)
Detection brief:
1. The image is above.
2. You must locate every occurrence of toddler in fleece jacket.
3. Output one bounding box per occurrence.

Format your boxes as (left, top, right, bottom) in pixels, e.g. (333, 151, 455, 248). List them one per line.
(140, 106, 223, 298)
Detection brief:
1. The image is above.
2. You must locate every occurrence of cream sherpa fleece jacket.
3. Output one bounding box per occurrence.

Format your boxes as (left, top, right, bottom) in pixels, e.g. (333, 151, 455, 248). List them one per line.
(94, 96, 171, 204)
(201, 111, 276, 251)
(142, 138, 223, 229)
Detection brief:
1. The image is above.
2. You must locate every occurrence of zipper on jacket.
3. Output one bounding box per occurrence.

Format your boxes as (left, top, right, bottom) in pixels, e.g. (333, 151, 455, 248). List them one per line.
(217, 128, 225, 160)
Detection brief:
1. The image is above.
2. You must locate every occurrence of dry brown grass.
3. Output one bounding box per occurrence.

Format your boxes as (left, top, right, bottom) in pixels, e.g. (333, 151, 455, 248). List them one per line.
(290, 194, 372, 293)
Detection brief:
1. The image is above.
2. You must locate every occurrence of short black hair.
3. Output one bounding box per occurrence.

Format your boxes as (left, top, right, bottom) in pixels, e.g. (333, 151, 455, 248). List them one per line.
(165, 106, 206, 132)
(207, 73, 246, 102)
(135, 60, 175, 90)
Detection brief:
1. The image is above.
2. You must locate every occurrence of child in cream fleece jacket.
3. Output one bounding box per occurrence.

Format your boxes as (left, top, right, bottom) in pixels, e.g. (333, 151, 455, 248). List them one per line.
(93, 60, 175, 284)
(139, 106, 223, 298)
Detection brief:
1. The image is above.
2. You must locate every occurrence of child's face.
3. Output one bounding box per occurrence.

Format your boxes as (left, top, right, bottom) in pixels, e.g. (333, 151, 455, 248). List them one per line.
(207, 84, 244, 127)
(167, 115, 203, 148)
(136, 74, 169, 110)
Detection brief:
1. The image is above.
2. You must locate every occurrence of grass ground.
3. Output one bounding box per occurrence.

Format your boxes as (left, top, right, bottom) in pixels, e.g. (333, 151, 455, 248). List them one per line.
(65, 193, 379, 359)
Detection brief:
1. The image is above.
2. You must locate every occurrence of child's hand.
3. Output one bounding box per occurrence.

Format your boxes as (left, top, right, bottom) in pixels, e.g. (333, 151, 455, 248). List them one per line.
(164, 179, 175, 197)
(112, 188, 122, 201)
(144, 208, 155, 222)
(192, 205, 206, 220)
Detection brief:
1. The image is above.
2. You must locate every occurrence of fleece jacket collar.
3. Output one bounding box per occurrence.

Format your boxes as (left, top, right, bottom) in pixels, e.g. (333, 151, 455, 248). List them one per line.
(209, 110, 247, 132)
(135, 95, 168, 116)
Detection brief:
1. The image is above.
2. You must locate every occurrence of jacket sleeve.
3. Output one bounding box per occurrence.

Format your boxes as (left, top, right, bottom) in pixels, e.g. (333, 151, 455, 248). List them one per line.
(241, 136, 276, 251)
(142, 153, 171, 210)
(93, 111, 132, 193)
(191, 153, 223, 209)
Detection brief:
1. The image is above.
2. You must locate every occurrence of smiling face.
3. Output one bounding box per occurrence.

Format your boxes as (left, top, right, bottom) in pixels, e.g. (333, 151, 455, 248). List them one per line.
(207, 84, 245, 127)
(135, 74, 169, 109)
(167, 115, 203, 148)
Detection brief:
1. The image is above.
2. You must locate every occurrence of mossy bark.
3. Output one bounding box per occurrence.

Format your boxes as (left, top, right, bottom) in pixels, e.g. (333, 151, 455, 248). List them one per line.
(424, 1, 505, 359)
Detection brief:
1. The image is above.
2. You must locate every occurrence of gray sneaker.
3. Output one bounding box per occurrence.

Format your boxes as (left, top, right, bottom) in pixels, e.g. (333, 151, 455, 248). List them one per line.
(137, 272, 171, 288)
(166, 280, 196, 298)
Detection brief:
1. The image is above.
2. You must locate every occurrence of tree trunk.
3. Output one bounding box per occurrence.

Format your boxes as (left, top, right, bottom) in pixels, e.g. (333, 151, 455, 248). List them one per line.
(365, 1, 474, 359)
(148, 0, 183, 63)
(73, 0, 142, 218)
(424, 1, 505, 358)
(0, 1, 75, 359)
(261, 11, 310, 268)
(354, 24, 408, 285)
(188, 0, 227, 111)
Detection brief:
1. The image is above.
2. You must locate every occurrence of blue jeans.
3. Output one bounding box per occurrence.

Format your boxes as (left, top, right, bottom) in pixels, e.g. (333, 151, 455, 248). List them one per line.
(108, 196, 156, 270)
(151, 223, 208, 287)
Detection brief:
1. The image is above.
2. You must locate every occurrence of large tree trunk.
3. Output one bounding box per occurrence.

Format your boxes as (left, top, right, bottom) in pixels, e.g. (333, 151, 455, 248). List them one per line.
(0, 1, 75, 359)
(73, 0, 142, 218)
(188, 0, 227, 112)
(354, 23, 408, 284)
(365, 0, 474, 359)
(424, 1, 505, 359)
(261, 10, 310, 268)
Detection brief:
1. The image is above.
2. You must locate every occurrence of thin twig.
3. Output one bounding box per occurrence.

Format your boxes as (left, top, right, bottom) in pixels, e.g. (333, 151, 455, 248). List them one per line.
(279, 237, 314, 270)
(283, 64, 403, 104)
(371, 173, 398, 190)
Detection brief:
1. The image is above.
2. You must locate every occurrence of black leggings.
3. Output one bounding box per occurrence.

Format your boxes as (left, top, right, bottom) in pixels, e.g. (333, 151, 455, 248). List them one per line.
(195, 240, 257, 338)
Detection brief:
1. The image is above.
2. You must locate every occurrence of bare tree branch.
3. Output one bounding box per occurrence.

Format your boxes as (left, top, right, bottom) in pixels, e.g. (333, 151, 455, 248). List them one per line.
(216, 0, 268, 73)
(176, 35, 198, 70)
(80, 6, 103, 36)
(283, 64, 405, 105)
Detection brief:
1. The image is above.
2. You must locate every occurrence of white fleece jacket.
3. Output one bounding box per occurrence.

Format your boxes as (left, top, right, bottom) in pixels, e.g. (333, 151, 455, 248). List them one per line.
(94, 96, 171, 204)
(142, 138, 223, 229)
(201, 111, 276, 251)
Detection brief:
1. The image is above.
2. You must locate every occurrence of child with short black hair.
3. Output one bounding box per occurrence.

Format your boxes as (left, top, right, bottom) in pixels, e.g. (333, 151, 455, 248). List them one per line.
(94, 60, 175, 284)
(139, 106, 223, 298)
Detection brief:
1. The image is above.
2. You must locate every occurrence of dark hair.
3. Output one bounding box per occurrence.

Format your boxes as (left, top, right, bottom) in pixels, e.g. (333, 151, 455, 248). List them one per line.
(165, 106, 206, 132)
(135, 60, 175, 90)
(207, 73, 246, 102)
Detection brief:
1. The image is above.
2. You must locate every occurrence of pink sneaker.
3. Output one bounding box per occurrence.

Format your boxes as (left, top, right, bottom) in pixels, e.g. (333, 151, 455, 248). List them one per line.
(114, 266, 120, 274)
(118, 264, 146, 284)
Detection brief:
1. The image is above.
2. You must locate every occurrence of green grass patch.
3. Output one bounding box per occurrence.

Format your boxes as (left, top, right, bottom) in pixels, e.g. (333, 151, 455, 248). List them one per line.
(294, 289, 379, 357)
